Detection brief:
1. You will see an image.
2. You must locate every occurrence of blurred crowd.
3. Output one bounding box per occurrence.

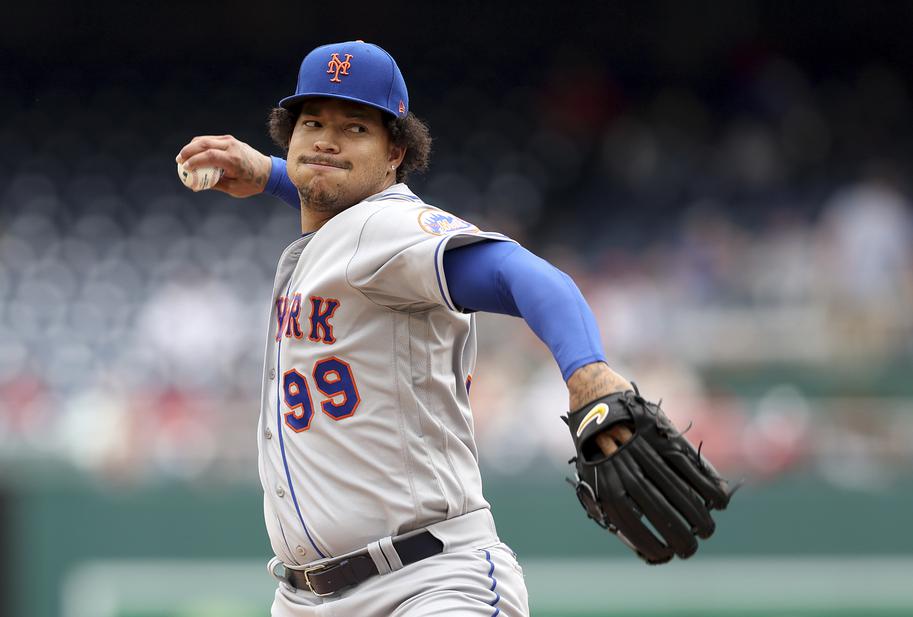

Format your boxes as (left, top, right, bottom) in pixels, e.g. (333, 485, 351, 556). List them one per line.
(2, 49, 913, 488)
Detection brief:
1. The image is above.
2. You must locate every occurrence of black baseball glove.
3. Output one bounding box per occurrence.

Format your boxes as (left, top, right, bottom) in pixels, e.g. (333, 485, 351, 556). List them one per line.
(563, 386, 734, 564)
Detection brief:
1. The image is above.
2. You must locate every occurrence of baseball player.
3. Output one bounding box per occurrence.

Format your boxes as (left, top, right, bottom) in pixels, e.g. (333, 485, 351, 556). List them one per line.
(176, 40, 731, 616)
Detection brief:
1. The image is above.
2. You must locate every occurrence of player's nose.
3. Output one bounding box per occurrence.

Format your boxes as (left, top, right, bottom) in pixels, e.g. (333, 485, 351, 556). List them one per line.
(313, 138, 340, 153)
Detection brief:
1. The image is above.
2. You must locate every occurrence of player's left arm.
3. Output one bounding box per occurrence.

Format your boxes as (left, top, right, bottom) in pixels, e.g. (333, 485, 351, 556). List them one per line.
(443, 241, 633, 453)
(447, 241, 735, 561)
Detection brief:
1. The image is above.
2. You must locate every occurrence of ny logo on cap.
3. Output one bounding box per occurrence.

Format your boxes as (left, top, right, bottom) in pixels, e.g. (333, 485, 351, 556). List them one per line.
(327, 53, 353, 83)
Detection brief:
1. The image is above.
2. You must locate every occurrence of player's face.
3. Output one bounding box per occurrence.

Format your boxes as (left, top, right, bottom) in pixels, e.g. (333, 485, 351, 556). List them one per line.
(287, 98, 404, 216)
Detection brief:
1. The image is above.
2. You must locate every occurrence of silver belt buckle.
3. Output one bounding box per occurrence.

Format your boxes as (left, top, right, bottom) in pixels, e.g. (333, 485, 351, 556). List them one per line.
(302, 562, 334, 597)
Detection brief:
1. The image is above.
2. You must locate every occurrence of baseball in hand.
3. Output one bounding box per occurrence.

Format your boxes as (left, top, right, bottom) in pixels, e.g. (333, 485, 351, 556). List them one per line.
(177, 162, 224, 192)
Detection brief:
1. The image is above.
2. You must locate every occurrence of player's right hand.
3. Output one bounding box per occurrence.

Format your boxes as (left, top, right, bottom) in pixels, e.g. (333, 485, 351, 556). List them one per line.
(176, 135, 272, 198)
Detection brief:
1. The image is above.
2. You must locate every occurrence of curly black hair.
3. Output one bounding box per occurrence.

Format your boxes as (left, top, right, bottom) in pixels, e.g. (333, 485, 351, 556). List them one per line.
(267, 105, 431, 183)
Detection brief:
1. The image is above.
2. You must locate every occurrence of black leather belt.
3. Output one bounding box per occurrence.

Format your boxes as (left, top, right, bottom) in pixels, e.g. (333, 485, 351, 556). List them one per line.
(283, 531, 443, 596)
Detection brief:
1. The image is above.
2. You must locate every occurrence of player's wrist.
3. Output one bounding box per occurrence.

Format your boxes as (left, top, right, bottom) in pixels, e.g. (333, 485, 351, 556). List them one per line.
(257, 153, 273, 193)
(265, 156, 286, 195)
(566, 362, 632, 412)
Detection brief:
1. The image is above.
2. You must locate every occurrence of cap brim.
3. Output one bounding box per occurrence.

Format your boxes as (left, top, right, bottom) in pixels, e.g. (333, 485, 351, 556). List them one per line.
(278, 92, 400, 118)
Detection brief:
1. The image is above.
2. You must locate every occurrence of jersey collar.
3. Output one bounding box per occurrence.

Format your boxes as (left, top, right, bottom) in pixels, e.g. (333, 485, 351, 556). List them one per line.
(363, 183, 420, 203)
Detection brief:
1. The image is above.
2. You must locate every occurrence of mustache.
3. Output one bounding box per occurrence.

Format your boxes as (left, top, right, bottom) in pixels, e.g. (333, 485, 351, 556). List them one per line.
(297, 155, 352, 170)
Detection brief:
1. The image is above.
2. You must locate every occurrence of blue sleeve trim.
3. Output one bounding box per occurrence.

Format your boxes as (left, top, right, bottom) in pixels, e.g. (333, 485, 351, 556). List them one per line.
(433, 237, 456, 311)
(431, 233, 514, 312)
(266, 156, 301, 210)
(444, 241, 607, 382)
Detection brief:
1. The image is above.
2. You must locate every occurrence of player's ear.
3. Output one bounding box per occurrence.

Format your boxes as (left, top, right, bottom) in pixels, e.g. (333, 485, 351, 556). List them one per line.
(388, 144, 406, 168)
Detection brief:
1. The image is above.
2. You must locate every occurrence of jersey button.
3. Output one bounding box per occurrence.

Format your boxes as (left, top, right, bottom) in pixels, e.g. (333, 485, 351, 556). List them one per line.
(269, 368, 276, 380)
(264, 427, 272, 439)
(296, 545, 307, 557)
(276, 485, 285, 497)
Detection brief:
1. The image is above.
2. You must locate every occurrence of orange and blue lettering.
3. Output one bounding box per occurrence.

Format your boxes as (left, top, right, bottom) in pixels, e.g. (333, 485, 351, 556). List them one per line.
(313, 356, 360, 420)
(283, 368, 315, 432)
(285, 293, 304, 339)
(308, 296, 340, 344)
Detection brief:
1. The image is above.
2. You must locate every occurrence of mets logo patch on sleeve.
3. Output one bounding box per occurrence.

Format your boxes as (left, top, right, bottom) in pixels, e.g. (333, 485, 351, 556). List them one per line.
(417, 208, 479, 235)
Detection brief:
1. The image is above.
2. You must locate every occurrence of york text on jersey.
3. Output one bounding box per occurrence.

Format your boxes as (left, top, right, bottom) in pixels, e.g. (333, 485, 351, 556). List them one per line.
(276, 294, 340, 344)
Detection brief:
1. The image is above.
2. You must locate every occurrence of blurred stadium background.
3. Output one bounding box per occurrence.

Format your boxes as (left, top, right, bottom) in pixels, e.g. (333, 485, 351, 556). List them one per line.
(3, 1, 913, 615)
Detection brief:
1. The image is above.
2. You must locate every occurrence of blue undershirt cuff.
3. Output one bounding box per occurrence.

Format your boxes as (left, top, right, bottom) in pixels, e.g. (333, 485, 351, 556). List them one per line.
(267, 156, 301, 209)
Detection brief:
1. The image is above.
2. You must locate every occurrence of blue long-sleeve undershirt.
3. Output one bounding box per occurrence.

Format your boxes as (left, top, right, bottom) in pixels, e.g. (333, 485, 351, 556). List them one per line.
(266, 157, 301, 207)
(444, 241, 607, 382)
(265, 157, 606, 381)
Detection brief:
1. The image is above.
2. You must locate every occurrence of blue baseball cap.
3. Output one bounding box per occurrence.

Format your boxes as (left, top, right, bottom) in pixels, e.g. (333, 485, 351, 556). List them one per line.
(278, 41, 409, 118)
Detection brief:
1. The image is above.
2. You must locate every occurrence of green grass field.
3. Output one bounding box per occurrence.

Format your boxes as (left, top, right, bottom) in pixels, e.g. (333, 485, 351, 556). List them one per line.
(61, 557, 913, 617)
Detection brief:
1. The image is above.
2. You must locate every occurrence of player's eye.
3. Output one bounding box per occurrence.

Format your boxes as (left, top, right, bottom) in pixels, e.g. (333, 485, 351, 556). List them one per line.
(302, 120, 320, 128)
(347, 124, 367, 133)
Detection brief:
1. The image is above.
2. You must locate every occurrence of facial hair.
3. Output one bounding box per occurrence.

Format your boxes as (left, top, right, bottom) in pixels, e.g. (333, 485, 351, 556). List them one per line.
(295, 155, 355, 213)
(297, 183, 346, 213)
(293, 156, 393, 216)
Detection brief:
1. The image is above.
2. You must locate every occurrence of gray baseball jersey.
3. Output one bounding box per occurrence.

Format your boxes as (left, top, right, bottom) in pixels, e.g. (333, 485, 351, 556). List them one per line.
(257, 183, 512, 566)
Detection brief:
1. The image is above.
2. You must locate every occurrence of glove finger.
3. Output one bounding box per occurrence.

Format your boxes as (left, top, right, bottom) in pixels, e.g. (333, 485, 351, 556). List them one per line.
(665, 448, 731, 511)
(597, 461, 674, 564)
(617, 450, 698, 560)
(629, 439, 716, 538)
